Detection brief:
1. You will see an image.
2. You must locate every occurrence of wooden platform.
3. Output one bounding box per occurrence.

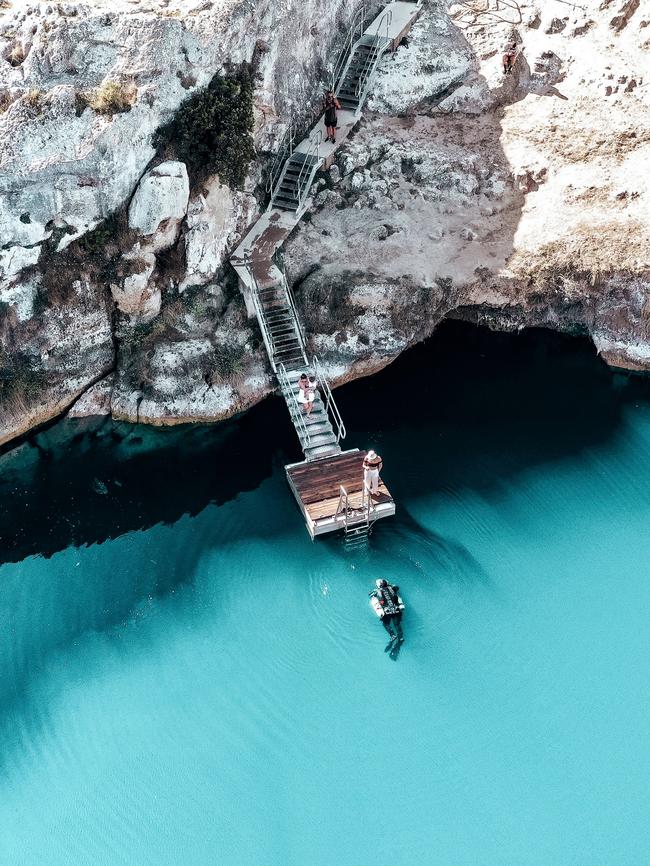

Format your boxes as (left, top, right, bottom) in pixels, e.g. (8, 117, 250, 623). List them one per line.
(286, 448, 395, 538)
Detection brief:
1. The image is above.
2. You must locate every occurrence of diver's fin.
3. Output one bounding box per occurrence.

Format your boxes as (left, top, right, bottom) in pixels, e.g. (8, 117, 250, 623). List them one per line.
(385, 638, 396, 653)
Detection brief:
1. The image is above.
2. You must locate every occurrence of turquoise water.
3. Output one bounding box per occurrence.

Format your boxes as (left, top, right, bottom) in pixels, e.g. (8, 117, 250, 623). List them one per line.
(1, 324, 649, 865)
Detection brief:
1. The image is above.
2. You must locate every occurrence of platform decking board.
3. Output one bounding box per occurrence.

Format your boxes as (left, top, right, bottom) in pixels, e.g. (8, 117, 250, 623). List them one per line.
(288, 451, 370, 505)
(305, 486, 391, 523)
(287, 450, 393, 526)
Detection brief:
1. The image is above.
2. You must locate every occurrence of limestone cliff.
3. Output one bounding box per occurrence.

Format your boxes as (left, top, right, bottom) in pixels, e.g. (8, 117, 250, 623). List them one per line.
(0, 0, 648, 448)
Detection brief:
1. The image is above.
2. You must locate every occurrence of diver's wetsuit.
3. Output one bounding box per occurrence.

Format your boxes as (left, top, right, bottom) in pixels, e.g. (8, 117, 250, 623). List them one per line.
(371, 584, 404, 643)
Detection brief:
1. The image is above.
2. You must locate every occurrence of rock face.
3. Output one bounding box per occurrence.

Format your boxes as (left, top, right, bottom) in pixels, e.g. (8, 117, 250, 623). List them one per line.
(0, 0, 360, 446)
(283, 0, 650, 383)
(128, 161, 190, 252)
(1, 0, 649, 448)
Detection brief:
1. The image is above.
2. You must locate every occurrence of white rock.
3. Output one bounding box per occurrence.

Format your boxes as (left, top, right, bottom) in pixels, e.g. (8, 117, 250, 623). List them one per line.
(0, 245, 41, 285)
(0, 275, 39, 321)
(181, 176, 256, 291)
(68, 374, 115, 418)
(110, 252, 160, 320)
(128, 161, 190, 249)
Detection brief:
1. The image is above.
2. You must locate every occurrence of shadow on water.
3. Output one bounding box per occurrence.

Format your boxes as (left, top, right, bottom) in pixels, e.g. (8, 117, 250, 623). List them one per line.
(3, 322, 644, 570)
(337, 322, 650, 505)
(0, 392, 302, 565)
(1, 321, 650, 742)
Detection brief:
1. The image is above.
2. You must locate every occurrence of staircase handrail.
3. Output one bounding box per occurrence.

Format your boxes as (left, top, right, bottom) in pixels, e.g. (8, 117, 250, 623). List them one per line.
(312, 355, 346, 443)
(355, 9, 393, 108)
(294, 129, 323, 212)
(331, 1, 367, 93)
(243, 255, 277, 373)
(267, 121, 297, 198)
(277, 265, 307, 359)
(278, 362, 311, 446)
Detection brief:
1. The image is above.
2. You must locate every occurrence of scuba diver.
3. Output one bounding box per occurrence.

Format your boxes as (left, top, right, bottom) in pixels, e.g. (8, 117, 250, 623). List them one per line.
(369, 579, 405, 660)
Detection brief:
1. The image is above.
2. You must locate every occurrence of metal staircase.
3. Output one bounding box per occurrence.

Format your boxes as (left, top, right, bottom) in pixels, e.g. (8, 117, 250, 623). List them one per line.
(271, 132, 322, 212)
(243, 259, 346, 462)
(246, 259, 307, 373)
(277, 362, 344, 462)
(334, 9, 393, 112)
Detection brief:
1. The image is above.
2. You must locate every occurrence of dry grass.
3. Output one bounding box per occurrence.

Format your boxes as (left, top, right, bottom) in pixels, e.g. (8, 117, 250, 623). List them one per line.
(82, 80, 137, 116)
(22, 88, 44, 115)
(7, 42, 25, 66)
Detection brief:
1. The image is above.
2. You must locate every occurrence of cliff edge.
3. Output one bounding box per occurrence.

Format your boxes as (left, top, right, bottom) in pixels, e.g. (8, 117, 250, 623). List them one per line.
(1, 0, 648, 447)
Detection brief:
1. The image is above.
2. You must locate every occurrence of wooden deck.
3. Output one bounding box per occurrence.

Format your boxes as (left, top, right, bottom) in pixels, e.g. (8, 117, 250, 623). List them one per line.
(286, 449, 395, 538)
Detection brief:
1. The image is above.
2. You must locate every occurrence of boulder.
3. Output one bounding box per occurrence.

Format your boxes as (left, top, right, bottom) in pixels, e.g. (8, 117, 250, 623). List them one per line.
(181, 176, 257, 291)
(128, 161, 190, 251)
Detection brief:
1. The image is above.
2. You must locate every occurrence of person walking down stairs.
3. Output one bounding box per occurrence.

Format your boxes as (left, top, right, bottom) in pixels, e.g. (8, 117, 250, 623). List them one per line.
(363, 450, 383, 501)
(323, 90, 341, 143)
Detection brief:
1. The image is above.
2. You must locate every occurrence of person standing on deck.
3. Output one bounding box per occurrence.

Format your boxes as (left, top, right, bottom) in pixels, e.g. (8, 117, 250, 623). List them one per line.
(323, 90, 341, 143)
(363, 450, 383, 500)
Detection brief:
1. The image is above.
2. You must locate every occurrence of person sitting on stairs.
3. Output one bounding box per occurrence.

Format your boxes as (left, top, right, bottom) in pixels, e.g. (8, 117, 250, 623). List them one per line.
(298, 373, 317, 416)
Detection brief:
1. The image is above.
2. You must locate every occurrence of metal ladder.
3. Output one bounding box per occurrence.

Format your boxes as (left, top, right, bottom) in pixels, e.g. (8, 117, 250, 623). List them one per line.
(337, 483, 375, 547)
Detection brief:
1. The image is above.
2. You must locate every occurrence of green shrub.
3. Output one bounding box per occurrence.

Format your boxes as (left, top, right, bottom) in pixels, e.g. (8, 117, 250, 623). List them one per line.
(79, 215, 117, 254)
(154, 65, 255, 188)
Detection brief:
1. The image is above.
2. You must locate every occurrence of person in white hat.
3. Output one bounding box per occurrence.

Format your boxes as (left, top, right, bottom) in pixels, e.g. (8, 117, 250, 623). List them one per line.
(363, 449, 383, 500)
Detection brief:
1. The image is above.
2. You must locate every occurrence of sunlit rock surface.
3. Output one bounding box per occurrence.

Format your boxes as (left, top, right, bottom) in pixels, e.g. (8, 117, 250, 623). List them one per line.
(1, 0, 648, 446)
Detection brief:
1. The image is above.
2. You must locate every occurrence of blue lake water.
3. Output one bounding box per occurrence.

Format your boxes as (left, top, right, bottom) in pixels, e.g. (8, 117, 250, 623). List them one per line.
(1, 323, 649, 865)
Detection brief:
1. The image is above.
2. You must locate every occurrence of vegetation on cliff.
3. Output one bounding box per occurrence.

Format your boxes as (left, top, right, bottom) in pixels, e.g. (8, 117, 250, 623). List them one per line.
(154, 65, 255, 188)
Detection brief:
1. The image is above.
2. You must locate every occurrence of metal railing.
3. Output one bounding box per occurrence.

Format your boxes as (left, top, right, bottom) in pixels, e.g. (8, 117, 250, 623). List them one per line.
(337, 483, 374, 538)
(267, 122, 296, 199)
(277, 263, 307, 356)
(355, 9, 393, 108)
(312, 355, 346, 443)
(337, 485, 348, 515)
(243, 254, 278, 372)
(293, 129, 323, 212)
(331, 1, 368, 93)
(278, 362, 311, 447)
